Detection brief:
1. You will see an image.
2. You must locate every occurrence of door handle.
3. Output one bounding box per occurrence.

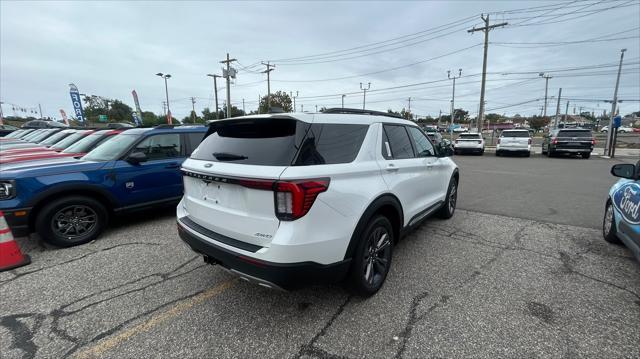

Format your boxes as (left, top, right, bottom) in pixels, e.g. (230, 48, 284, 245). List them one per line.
(165, 163, 180, 169)
(386, 164, 399, 172)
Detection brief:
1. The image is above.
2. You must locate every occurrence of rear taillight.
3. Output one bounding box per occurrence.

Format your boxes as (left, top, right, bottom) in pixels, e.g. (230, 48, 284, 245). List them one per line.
(497, 138, 501, 144)
(552, 138, 558, 145)
(528, 138, 532, 145)
(478, 140, 482, 144)
(275, 178, 330, 221)
(592, 139, 596, 145)
(454, 140, 458, 144)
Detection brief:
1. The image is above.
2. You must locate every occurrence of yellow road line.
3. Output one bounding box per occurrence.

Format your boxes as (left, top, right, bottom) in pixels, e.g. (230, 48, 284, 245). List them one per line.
(74, 279, 236, 359)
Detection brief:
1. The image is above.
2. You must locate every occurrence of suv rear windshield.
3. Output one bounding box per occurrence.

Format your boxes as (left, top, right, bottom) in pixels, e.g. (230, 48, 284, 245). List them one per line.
(557, 130, 592, 137)
(193, 118, 369, 166)
(501, 131, 529, 138)
(458, 133, 481, 139)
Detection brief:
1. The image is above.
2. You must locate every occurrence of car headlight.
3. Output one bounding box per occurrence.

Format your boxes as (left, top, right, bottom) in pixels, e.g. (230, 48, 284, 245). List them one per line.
(0, 180, 16, 200)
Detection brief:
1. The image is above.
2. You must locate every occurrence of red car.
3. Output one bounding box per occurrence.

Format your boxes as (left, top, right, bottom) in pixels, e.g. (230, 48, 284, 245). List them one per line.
(0, 129, 126, 164)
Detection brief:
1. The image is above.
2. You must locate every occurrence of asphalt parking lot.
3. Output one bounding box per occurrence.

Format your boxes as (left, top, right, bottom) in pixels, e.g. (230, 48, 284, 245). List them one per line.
(1, 154, 639, 358)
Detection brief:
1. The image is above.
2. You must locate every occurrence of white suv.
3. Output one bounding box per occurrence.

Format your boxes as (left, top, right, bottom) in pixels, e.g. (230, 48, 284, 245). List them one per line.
(176, 109, 459, 296)
(496, 129, 532, 157)
(454, 133, 484, 155)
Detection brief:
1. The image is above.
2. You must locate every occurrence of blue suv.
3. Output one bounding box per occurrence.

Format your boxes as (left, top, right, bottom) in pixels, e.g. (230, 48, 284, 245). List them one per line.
(0, 125, 207, 246)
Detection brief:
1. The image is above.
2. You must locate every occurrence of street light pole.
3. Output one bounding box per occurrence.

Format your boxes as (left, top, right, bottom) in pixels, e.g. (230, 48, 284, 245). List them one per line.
(156, 73, 172, 124)
(604, 48, 626, 157)
(448, 69, 462, 137)
(539, 73, 552, 118)
(341, 94, 346, 108)
(359, 82, 371, 110)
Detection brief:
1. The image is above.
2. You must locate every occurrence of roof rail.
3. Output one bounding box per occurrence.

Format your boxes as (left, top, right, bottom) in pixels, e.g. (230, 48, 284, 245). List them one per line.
(154, 124, 176, 129)
(322, 108, 404, 119)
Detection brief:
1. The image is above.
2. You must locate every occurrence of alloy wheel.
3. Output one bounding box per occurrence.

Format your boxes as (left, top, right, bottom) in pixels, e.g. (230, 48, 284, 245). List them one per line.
(51, 205, 98, 239)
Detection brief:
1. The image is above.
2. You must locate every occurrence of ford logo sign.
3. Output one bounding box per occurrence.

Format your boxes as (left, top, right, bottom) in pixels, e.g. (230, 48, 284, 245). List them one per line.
(204, 163, 213, 168)
(612, 182, 640, 225)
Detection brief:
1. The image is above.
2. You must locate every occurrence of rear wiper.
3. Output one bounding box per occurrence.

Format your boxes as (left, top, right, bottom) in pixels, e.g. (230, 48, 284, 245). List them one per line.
(212, 152, 248, 161)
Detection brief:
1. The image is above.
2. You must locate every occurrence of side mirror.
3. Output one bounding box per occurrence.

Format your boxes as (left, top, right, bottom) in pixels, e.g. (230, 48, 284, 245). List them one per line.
(126, 151, 148, 165)
(437, 142, 454, 157)
(611, 164, 636, 179)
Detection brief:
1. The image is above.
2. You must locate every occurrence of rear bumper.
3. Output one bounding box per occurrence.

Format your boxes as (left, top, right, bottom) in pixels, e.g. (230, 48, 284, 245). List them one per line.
(177, 219, 351, 290)
(551, 146, 592, 153)
(1, 208, 31, 237)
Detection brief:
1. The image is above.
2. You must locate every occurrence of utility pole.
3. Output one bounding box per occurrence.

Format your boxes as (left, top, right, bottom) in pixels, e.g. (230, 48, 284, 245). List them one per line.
(156, 73, 172, 124)
(301, 104, 304, 112)
(341, 94, 346, 108)
(407, 97, 412, 120)
(242, 98, 245, 115)
(539, 73, 552, 118)
(207, 74, 222, 119)
(290, 91, 298, 112)
(161, 101, 167, 117)
(447, 69, 462, 135)
(437, 110, 442, 128)
(220, 53, 236, 118)
(564, 101, 569, 123)
(262, 62, 275, 111)
(190, 97, 196, 123)
(315, 105, 318, 112)
(359, 82, 371, 110)
(553, 88, 562, 129)
(604, 48, 626, 157)
(468, 14, 507, 131)
(38, 103, 43, 119)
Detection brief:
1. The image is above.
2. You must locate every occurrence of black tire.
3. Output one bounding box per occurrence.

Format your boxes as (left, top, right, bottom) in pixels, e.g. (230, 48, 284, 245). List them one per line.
(35, 196, 108, 247)
(495, 151, 501, 156)
(548, 148, 556, 157)
(346, 215, 394, 297)
(438, 177, 458, 219)
(525, 151, 531, 157)
(479, 149, 485, 156)
(603, 201, 620, 244)
(542, 146, 547, 156)
(581, 152, 591, 159)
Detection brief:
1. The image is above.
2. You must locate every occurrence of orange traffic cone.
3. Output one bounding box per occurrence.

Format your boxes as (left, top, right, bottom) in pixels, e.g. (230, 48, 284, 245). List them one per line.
(0, 210, 31, 271)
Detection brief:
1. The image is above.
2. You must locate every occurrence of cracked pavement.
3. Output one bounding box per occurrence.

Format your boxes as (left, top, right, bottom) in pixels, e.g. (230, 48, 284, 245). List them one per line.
(1, 156, 639, 358)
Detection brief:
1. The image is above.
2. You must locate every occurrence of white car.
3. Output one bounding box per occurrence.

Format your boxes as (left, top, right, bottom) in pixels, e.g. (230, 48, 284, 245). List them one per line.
(454, 133, 484, 155)
(452, 126, 468, 133)
(177, 109, 459, 296)
(496, 129, 532, 157)
(601, 126, 633, 133)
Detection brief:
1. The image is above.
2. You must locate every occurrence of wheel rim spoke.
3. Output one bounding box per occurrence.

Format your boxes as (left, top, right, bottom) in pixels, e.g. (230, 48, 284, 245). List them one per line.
(51, 205, 97, 239)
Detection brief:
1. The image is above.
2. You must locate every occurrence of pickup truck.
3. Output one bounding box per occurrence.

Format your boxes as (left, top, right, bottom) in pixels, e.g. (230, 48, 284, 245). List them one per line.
(0, 125, 207, 247)
(542, 128, 595, 159)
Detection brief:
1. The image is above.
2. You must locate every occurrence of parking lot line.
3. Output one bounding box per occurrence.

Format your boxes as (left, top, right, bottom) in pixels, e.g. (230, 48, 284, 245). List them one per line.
(73, 278, 237, 359)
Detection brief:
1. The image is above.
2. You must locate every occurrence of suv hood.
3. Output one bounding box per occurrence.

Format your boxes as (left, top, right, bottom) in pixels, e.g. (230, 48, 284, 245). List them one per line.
(0, 157, 109, 179)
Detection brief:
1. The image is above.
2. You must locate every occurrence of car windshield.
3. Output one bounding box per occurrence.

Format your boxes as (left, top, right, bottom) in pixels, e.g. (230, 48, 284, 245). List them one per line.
(51, 132, 86, 149)
(4, 130, 23, 138)
(31, 130, 56, 142)
(63, 132, 109, 154)
(82, 134, 139, 161)
(41, 131, 74, 146)
(21, 130, 45, 141)
(558, 130, 592, 137)
(501, 131, 529, 138)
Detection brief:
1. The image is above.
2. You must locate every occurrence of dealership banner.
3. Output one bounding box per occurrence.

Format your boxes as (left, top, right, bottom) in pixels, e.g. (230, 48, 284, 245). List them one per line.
(68, 84, 85, 124)
(131, 90, 143, 126)
(59, 109, 69, 126)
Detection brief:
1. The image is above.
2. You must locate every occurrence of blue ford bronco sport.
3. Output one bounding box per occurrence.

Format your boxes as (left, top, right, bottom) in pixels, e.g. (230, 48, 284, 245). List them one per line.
(0, 125, 207, 247)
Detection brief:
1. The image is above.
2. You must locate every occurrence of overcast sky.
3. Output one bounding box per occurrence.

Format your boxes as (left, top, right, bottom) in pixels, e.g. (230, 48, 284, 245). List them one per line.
(1, 0, 639, 121)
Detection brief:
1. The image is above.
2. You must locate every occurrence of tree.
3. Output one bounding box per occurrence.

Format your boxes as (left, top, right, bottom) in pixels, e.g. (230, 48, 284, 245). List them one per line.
(452, 108, 468, 122)
(258, 91, 292, 113)
(107, 100, 133, 122)
(141, 111, 160, 126)
(387, 109, 400, 116)
(528, 116, 550, 130)
(202, 108, 217, 122)
(400, 108, 414, 121)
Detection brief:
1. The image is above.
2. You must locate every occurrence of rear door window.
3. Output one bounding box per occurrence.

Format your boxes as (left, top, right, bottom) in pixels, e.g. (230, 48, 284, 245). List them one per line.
(558, 130, 592, 137)
(294, 124, 368, 165)
(383, 125, 415, 160)
(186, 132, 205, 156)
(501, 131, 529, 138)
(192, 117, 309, 166)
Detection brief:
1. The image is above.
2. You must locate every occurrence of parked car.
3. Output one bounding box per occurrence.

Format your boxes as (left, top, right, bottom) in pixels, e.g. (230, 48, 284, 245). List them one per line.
(425, 131, 452, 150)
(603, 161, 640, 262)
(0, 129, 64, 150)
(601, 126, 634, 133)
(22, 119, 68, 128)
(1, 128, 34, 140)
(542, 128, 594, 159)
(176, 109, 459, 296)
(496, 129, 531, 157)
(0, 125, 207, 247)
(454, 133, 484, 155)
(0, 129, 100, 164)
(0, 124, 19, 137)
(452, 126, 468, 133)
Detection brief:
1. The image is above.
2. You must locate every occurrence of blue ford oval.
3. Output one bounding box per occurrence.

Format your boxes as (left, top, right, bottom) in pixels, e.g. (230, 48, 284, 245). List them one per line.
(603, 160, 640, 262)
